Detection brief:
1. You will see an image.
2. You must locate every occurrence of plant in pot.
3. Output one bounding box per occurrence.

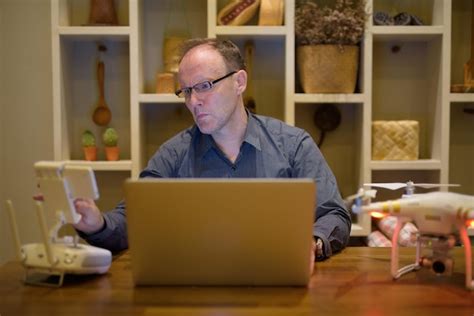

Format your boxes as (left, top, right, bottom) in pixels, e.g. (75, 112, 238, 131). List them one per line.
(295, 0, 368, 93)
(82, 130, 97, 161)
(102, 127, 119, 161)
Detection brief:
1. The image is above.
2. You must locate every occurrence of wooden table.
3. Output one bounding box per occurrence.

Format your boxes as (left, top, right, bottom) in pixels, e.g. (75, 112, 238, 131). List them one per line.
(0, 247, 473, 315)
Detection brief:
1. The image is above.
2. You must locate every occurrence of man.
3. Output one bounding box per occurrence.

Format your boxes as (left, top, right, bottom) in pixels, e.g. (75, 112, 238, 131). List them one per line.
(74, 38, 351, 261)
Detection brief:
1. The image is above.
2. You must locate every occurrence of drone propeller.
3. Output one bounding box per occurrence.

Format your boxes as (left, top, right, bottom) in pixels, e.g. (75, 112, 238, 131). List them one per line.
(364, 183, 407, 190)
(345, 189, 377, 203)
(363, 182, 459, 191)
(410, 183, 460, 189)
(345, 188, 377, 214)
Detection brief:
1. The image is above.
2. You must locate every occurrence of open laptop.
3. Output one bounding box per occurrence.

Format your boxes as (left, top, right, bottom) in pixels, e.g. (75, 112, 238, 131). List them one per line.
(124, 178, 316, 286)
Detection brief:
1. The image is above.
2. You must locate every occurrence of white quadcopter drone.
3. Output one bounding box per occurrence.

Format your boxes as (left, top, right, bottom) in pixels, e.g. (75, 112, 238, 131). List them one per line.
(5, 161, 112, 287)
(352, 181, 474, 290)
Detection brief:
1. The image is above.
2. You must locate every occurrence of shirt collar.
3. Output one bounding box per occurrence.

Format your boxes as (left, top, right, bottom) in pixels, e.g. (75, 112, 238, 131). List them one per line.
(194, 110, 262, 158)
(243, 111, 262, 151)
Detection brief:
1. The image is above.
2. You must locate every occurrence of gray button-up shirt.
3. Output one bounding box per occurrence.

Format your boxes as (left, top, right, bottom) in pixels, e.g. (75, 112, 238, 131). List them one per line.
(82, 113, 351, 258)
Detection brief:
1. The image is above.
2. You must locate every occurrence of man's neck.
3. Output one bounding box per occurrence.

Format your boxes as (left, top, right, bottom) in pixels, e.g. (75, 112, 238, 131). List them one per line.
(212, 106, 248, 164)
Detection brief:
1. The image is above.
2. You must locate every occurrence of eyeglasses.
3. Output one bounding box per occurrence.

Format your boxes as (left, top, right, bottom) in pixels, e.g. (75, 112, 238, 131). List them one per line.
(175, 71, 237, 98)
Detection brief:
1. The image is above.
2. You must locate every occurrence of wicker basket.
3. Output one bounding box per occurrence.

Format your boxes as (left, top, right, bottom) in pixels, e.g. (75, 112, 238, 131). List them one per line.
(297, 44, 359, 93)
(156, 72, 176, 94)
(372, 120, 419, 160)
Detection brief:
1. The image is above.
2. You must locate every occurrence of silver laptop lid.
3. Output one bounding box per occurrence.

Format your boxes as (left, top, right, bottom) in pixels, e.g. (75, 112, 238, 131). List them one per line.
(125, 178, 316, 286)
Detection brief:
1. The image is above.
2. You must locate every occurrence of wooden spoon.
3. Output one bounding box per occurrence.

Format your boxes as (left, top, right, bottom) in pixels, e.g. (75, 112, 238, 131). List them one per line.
(93, 61, 112, 126)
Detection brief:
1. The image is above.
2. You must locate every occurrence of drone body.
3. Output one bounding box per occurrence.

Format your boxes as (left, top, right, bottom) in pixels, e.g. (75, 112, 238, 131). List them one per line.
(351, 184, 474, 290)
(361, 191, 474, 235)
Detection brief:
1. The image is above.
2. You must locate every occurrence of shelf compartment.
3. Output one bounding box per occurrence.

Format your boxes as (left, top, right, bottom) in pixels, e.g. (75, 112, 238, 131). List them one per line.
(56, 0, 130, 27)
(372, 0, 445, 26)
(449, 103, 474, 195)
(295, 102, 364, 205)
(139, 0, 207, 94)
(372, 35, 443, 161)
(138, 103, 194, 171)
(213, 0, 286, 28)
(58, 38, 131, 161)
(451, 0, 472, 90)
(295, 102, 367, 235)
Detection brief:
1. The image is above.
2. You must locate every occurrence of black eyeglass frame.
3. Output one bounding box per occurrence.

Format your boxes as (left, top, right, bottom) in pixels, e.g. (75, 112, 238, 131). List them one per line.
(175, 71, 237, 98)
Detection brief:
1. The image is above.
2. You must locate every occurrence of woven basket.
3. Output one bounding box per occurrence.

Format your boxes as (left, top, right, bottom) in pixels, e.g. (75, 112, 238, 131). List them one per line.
(297, 45, 359, 93)
(156, 72, 176, 94)
(372, 120, 419, 160)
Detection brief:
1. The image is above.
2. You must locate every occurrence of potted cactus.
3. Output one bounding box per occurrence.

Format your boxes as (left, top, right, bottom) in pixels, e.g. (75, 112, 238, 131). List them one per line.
(82, 130, 97, 161)
(102, 127, 119, 161)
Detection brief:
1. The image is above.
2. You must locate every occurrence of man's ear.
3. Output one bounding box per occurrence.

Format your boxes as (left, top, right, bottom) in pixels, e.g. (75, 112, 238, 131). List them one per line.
(235, 69, 247, 95)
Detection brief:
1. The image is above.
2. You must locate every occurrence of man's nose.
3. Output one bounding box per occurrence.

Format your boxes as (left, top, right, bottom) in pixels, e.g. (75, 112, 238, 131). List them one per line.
(187, 89, 202, 105)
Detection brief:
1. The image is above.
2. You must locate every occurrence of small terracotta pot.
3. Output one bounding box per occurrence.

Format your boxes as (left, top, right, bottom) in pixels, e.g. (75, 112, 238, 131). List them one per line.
(83, 146, 98, 161)
(105, 146, 120, 161)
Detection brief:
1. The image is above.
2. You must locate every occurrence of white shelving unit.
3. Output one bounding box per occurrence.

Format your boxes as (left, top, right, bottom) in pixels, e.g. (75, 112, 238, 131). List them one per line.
(51, 0, 474, 236)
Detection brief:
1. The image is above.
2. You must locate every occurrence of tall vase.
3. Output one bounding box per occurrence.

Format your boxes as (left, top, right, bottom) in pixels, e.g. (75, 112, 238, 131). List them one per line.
(297, 44, 359, 93)
(88, 0, 118, 26)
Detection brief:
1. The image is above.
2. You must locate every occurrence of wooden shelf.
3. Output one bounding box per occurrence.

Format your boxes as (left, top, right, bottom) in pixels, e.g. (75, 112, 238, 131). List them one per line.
(64, 160, 132, 171)
(213, 26, 288, 36)
(370, 159, 442, 170)
(139, 94, 183, 104)
(294, 93, 366, 104)
(372, 26, 445, 42)
(58, 26, 130, 37)
(450, 93, 474, 103)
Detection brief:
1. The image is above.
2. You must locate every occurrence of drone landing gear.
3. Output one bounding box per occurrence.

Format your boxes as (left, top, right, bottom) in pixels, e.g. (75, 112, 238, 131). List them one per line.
(391, 219, 474, 290)
(459, 225, 474, 290)
(393, 263, 421, 280)
(391, 219, 422, 280)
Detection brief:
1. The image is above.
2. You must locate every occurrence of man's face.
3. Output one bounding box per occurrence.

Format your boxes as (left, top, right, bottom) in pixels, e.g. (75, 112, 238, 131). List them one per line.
(177, 45, 244, 136)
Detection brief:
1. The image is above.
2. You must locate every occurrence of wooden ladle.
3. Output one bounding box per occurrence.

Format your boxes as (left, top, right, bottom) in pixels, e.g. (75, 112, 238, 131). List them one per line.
(92, 61, 112, 126)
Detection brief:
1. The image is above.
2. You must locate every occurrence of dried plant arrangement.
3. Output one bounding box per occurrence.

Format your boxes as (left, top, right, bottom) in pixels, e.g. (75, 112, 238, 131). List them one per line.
(295, 0, 368, 46)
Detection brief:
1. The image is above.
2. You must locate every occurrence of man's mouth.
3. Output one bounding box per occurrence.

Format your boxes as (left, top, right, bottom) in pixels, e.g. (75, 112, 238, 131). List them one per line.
(195, 111, 209, 120)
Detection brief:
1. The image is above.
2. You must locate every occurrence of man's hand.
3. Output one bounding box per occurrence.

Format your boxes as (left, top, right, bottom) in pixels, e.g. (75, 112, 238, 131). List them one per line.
(310, 239, 316, 273)
(315, 238, 325, 260)
(73, 198, 104, 234)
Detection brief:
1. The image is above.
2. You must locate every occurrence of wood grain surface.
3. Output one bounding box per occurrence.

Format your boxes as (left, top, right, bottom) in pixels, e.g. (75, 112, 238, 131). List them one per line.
(0, 247, 473, 315)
